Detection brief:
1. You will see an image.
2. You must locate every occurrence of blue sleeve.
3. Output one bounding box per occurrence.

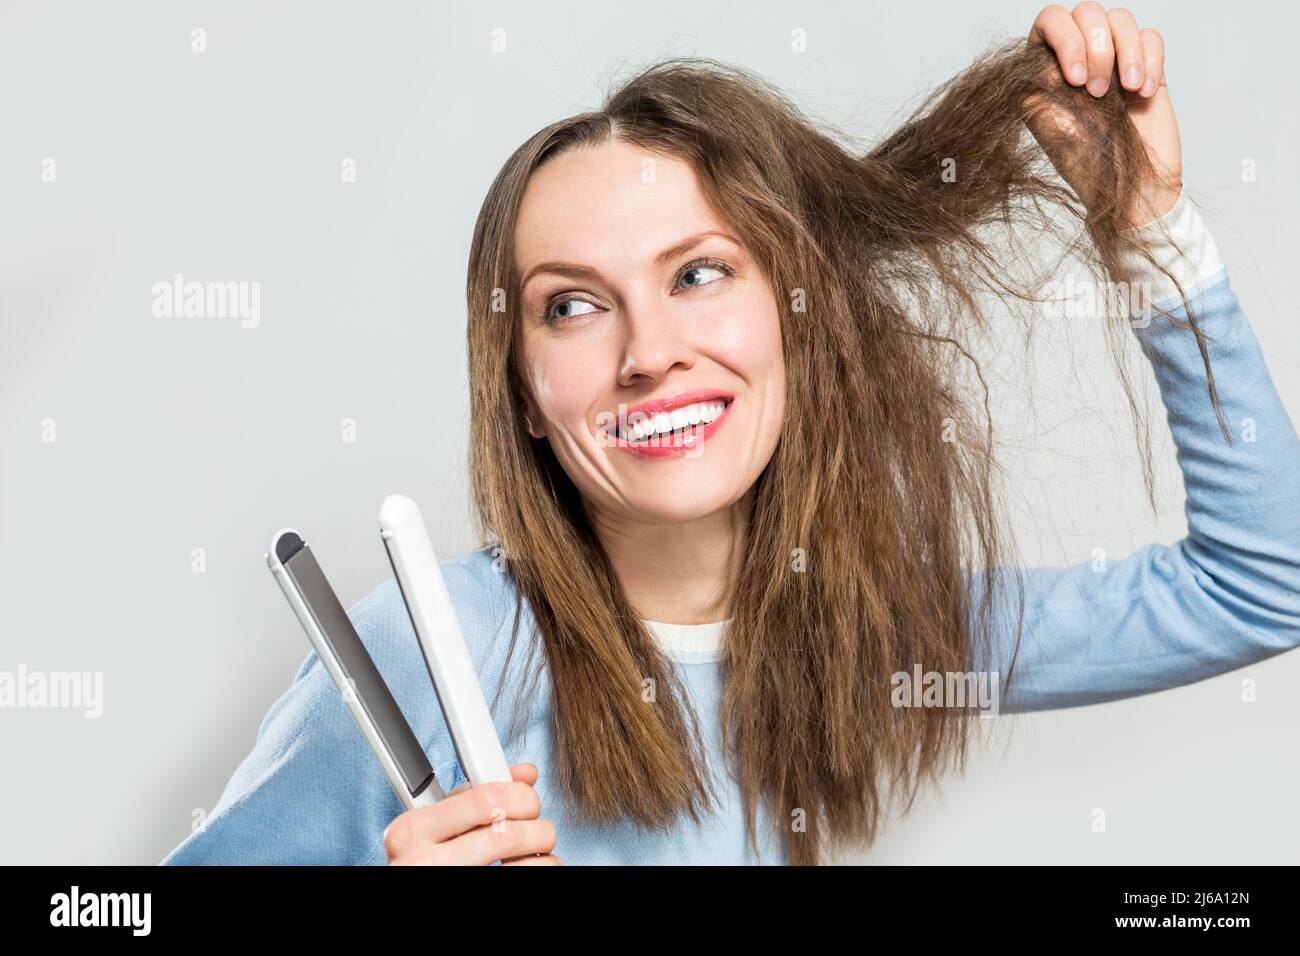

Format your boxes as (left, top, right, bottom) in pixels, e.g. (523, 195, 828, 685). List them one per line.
(159, 653, 398, 865)
(159, 578, 463, 865)
(980, 270, 1300, 713)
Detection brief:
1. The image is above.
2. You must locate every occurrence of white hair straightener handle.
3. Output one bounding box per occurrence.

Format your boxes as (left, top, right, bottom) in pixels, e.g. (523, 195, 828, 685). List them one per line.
(378, 494, 513, 787)
(267, 529, 445, 810)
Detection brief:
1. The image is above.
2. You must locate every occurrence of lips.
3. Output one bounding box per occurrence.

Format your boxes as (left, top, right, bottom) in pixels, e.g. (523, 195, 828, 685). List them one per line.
(600, 389, 736, 459)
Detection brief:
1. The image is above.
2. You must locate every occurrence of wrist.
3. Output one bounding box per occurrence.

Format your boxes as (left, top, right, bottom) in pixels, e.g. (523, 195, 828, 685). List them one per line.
(1116, 190, 1226, 308)
(1127, 179, 1183, 230)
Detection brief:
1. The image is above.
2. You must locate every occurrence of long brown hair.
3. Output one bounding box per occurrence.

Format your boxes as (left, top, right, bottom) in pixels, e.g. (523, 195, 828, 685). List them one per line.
(464, 38, 1223, 864)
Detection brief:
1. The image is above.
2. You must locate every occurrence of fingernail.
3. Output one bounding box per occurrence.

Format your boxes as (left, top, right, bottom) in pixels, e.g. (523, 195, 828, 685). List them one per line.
(1140, 76, 1157, 97)
(1086, 78, 1108, 97)
(1068, 62, 1087, 84)
(1124, 64, 1142, 88)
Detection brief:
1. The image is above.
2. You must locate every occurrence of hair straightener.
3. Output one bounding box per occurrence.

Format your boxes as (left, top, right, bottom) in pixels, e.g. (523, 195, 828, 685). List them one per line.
(378, 494, 513, 787)
(267, 529, 445, 810)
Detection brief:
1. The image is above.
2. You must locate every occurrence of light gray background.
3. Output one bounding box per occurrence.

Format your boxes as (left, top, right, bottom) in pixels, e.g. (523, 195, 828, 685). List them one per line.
(2, 0, 1295, 865)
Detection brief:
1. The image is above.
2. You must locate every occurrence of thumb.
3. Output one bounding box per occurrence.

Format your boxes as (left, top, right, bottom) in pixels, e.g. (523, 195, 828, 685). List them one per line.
(509, 763, 539, 786)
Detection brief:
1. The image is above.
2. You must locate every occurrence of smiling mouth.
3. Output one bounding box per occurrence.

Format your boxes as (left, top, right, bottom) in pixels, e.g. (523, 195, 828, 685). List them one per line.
(602, 396, 735, 457)
(615, 397, 730, 442)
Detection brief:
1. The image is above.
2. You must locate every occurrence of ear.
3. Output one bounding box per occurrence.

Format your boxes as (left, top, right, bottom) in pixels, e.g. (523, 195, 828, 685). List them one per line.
(520, 398, 545, 440)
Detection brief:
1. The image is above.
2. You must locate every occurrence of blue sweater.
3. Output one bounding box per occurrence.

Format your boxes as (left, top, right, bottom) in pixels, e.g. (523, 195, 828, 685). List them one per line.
(162, 204, 1300, 865)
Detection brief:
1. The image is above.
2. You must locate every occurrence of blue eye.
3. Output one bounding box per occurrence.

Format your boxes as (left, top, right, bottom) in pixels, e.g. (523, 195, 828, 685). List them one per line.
(543, 298, 598, 323)
(677, 258, 733, 290)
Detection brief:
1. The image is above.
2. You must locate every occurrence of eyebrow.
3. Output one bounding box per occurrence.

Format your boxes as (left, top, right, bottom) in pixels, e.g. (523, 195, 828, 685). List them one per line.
(518, 230, 740, 292)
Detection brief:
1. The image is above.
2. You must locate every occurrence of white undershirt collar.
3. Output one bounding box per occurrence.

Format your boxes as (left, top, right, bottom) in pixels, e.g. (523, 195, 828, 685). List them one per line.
(641, 617, 730, 664)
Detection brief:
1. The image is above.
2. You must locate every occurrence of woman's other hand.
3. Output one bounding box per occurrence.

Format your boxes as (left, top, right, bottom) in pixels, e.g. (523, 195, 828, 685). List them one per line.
(383, 762, 564, 865)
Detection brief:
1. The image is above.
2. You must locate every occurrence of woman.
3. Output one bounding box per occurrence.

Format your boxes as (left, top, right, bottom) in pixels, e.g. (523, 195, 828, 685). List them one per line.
(163, 5, 1300, 866)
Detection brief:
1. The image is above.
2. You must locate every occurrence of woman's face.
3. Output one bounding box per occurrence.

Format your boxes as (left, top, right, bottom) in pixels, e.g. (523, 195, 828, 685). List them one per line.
(512, 138, 785, 527)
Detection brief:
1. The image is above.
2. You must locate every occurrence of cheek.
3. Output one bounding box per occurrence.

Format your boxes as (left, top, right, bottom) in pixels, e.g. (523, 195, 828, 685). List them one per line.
(702, 286, 783, 379)
(524, 336, 611, 423)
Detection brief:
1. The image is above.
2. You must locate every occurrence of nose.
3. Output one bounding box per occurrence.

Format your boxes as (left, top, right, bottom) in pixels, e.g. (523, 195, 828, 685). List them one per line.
(616, 294, 695, 387)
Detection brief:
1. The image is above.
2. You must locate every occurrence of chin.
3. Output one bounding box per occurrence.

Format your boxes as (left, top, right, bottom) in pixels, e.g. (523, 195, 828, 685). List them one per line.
(622, 467, 747, 525)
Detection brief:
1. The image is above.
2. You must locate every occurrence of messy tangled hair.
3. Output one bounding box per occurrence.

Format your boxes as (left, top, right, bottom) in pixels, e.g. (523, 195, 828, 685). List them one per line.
(465, 38, 1222, 865)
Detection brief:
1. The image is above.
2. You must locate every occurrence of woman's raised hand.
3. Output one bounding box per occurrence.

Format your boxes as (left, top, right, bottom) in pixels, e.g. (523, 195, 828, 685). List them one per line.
(383, 762, 564, 865)
(1027, 3, 1182, 227)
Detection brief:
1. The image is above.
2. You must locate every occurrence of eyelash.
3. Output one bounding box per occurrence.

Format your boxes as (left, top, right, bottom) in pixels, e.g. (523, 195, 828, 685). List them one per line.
(538, 257, 736, 325)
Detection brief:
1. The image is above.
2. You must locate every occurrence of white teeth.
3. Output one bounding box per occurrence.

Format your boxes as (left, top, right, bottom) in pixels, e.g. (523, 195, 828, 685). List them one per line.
(619, 399, 729, 441)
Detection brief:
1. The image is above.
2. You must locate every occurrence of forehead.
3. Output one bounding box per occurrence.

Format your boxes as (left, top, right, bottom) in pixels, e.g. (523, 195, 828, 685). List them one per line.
(513, 139, 722, 272)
